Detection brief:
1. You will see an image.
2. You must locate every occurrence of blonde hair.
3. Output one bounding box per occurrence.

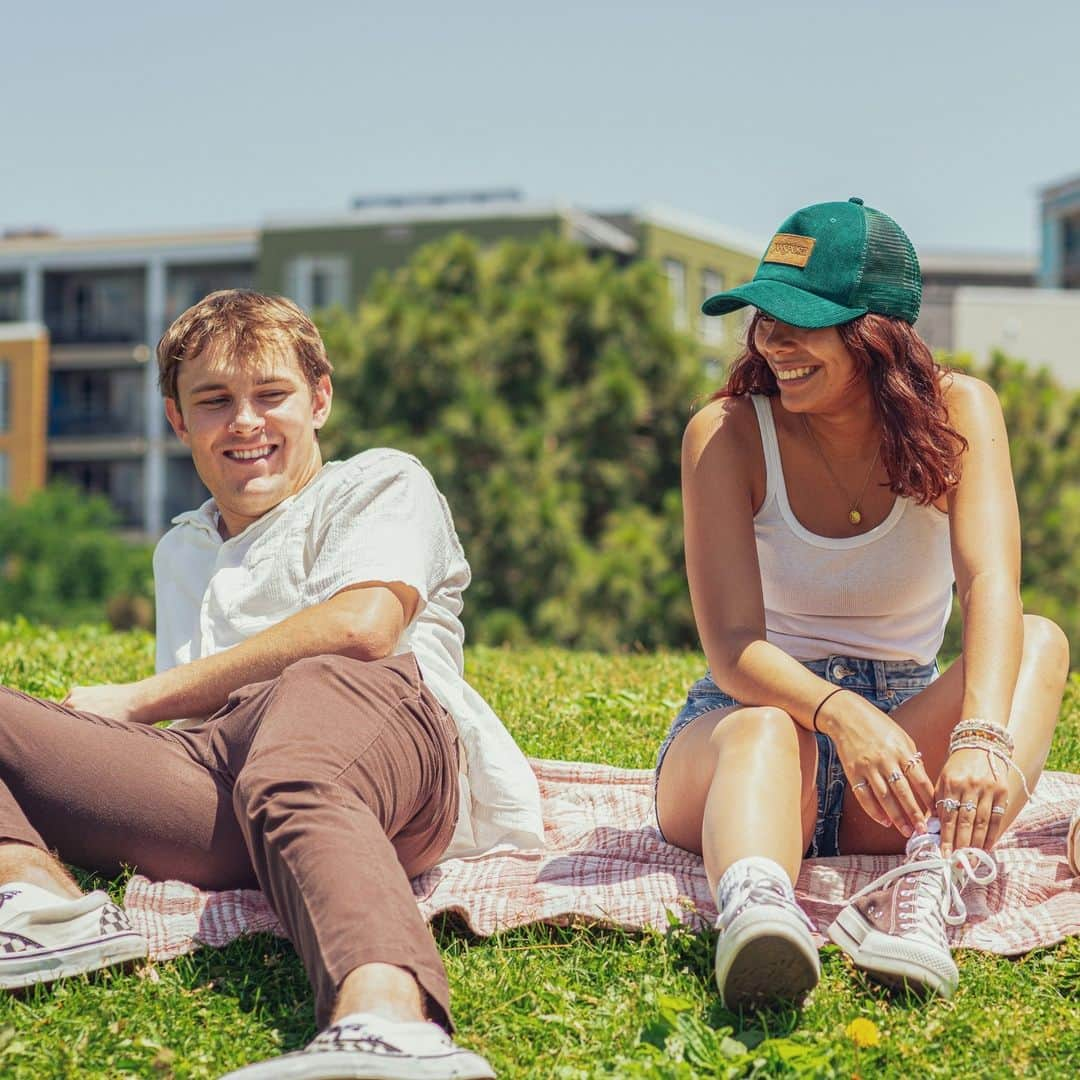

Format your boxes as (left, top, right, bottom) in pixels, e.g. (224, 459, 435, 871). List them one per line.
(157, 290, 333, 404)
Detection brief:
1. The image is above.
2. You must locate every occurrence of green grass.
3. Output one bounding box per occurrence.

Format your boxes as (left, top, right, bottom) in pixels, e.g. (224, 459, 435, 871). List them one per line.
(0, 621, 1078, 1078)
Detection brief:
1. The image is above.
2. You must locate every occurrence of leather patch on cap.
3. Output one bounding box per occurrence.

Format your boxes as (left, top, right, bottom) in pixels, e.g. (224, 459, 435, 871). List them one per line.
(763, 233, 815, 268)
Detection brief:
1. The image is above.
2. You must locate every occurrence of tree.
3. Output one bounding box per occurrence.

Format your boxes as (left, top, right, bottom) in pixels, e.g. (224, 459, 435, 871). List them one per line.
(0, 485, 154, 627)
(973, 352, 1080, 656)
(319, 233, 707, 648)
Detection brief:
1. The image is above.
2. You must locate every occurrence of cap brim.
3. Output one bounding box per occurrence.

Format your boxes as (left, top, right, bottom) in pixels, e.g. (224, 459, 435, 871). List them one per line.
(701, 279, 867, 329)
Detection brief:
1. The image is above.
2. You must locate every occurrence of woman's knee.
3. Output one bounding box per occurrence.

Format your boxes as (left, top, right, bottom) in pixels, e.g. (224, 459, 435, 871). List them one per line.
(706, 706, 805, 758)
(1022, 613, 1071, 681)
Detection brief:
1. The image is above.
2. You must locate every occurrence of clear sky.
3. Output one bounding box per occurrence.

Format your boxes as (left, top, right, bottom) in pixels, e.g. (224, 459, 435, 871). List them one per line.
(4, 0, 1078, 254)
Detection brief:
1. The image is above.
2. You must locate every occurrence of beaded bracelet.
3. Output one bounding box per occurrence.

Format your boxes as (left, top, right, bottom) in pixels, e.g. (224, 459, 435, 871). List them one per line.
(950, 717, 1015, 755)
(948, 718, 1031, 799)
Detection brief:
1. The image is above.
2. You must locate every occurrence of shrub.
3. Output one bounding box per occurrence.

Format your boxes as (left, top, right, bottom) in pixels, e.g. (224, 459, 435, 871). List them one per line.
(0, 484, 154, 628)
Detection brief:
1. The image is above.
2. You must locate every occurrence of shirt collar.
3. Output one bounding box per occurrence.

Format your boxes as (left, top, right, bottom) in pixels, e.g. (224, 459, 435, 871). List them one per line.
(169, 462, 338, 541)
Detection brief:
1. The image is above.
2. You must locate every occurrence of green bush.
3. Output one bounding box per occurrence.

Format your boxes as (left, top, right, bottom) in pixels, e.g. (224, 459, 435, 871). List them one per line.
(0, 484, 154, 628)
(947, 352, 1080, 656)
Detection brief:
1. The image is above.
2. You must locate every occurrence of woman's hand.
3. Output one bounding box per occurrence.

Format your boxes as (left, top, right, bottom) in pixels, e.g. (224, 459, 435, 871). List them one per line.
(818, 690, 934, 838)
(933, 748, 1010, 855)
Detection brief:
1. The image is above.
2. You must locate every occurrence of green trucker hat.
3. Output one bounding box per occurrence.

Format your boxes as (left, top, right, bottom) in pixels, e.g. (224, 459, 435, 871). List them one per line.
(702, 197, 922, 328)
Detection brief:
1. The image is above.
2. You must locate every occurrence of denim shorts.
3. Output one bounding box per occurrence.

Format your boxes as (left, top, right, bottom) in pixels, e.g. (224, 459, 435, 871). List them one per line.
(654, 655, 938, 857)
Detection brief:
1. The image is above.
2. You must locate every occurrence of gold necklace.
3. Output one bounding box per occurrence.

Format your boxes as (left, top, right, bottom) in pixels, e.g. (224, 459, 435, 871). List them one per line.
(800, 414, 881, 526)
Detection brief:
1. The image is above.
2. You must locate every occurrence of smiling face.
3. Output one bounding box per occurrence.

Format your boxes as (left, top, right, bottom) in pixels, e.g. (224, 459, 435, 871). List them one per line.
(752, 313, 867, 413)
(165, 342, 332, 538)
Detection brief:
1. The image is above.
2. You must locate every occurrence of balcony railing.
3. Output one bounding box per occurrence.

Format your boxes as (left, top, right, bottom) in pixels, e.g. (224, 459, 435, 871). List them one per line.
(48, 409, 145, 438)
(44, 316, 144, 346)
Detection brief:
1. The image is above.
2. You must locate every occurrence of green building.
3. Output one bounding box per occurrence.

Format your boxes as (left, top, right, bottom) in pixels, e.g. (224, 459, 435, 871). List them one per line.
(257, 191, 763, 367)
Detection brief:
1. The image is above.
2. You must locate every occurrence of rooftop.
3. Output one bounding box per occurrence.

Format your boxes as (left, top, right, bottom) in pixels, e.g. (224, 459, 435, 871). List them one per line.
(919, 249, 1038, 276)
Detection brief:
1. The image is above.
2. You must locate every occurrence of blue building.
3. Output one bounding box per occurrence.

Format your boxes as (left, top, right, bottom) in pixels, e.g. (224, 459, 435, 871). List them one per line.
(1039, 173, 1080, 289)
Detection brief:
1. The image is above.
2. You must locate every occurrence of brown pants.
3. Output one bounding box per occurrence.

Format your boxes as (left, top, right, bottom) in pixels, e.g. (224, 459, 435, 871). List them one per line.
(0, 652, 459, 1030)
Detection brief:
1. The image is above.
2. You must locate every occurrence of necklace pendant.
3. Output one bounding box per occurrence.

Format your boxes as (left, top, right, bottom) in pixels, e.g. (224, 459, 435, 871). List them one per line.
(849, 509, 862, 525)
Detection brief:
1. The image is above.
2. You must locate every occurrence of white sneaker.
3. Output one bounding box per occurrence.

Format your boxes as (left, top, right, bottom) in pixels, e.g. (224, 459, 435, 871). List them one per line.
(219, 1012, 497, 1080)
(713, 860, 820, 1009)
(0, 881, 148, 989)
(827, 829, 997, 999)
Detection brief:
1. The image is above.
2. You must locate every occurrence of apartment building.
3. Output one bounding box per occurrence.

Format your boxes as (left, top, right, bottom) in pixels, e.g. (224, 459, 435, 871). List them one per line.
(1039, 173, 1080, 289)
(916, 250, 1037, 353)
(0, 193, 762, 535)
(257, 192, 762, 369)
(0, 323, 48, 500)
(0, 228, 256, 534)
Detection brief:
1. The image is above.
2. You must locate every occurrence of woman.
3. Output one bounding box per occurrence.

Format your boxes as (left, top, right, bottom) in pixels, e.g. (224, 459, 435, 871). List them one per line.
(655, 197, 1070, 1006)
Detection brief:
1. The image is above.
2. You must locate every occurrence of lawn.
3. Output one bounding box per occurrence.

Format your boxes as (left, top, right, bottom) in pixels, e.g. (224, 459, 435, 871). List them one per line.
(0, 620, 1078, 1078)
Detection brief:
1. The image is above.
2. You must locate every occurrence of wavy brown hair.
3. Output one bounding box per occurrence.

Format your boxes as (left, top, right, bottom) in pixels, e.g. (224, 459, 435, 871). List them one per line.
(715, 311, 968, 506)
(157, 290, 332, 407)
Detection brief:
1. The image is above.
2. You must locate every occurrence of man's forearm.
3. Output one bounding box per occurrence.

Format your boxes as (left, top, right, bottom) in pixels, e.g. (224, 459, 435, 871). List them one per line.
(128, 587, 406, 724)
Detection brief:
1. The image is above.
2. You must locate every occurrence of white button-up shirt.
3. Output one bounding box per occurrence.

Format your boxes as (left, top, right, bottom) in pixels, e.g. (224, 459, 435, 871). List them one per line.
(153, 448, 545, 859)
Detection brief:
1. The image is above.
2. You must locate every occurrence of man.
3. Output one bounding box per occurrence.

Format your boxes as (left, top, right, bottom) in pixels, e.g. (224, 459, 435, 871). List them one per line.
(0, 290, 544, 1079)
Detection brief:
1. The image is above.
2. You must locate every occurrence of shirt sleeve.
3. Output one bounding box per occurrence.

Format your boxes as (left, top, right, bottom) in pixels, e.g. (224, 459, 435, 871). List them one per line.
(303, 453, 459, 612)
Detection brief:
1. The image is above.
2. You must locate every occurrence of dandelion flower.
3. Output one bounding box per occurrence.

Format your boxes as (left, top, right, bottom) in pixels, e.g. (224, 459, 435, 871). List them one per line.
(845, 1018, 881, 1048)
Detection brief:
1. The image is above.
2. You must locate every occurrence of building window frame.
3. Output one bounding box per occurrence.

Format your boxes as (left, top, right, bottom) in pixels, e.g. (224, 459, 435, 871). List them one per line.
(0, 276, 21, 323)
(663, 258, 688, 330)
(701, 269, 726, 344)
(0, 358, 9, 434)
(285, 255, 351, 312)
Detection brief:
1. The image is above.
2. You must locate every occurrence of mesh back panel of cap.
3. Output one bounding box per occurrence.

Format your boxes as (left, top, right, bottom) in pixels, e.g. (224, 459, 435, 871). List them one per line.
(853, 208, 922, 323)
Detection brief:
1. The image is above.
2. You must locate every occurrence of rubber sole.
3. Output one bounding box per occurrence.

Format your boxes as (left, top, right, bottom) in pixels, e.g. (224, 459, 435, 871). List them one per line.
(219, 1047, 498, 1080)
(827, 907, 957, 999)
(715, 915, 820, 1009)
(0, 932, 149, 990)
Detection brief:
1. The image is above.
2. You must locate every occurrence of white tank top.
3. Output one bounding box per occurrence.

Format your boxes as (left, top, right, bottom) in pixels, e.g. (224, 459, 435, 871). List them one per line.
(750, 394, 954, 664)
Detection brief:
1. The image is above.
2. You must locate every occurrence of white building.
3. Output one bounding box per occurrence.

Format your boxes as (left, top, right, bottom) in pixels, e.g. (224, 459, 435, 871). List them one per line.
(0, 228, 256, 534)
(951, 287, 1080, 389)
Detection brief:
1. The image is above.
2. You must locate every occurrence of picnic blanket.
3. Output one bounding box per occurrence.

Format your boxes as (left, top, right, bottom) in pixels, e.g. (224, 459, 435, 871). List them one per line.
(123, 759, 1080, 961)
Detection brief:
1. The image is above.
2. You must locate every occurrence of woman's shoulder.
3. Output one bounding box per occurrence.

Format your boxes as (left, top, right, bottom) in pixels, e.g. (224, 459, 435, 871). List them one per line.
(684, 392, 762, 452)
(940, 369, 1003, 427)
(682, 394, 769, 506)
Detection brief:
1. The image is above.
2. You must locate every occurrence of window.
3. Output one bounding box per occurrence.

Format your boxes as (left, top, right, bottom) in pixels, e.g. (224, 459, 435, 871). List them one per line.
(663, 258, 687, 329)
(0, 359, 9, 433)
(701, 270, 725, 344)
(48, 368, 145, 437)
(49, 459, 144, 529)
(165, 456, 210, 522)
(165, 263, 255, 323)
(43, 270, 145, 344)
(0, 276, 21, 322)
(0, 452, 8, 493)
(285, 256, 350, 312)
(703, 355, 725, 384)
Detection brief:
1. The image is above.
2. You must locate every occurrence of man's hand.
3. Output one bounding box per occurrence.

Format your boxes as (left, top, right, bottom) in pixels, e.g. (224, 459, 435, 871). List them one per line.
(63, 682, 148, 724)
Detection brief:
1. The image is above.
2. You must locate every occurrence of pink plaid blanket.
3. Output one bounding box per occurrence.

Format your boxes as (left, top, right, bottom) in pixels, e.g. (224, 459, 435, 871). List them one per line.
(123, 759, 1080, 960)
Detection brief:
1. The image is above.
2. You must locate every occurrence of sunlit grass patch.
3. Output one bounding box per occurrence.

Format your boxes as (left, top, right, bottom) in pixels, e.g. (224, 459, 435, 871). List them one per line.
(0, 626, 1077, 1077)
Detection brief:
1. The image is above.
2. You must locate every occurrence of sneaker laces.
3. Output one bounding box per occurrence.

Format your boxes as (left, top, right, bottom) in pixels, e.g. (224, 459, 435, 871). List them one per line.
(310, 1024, 403, 1056)
(846, 841, 998, 941)
(717, 873, 816, 935)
